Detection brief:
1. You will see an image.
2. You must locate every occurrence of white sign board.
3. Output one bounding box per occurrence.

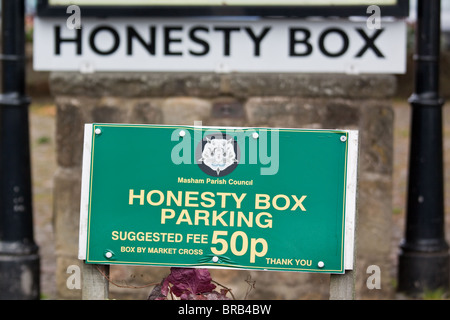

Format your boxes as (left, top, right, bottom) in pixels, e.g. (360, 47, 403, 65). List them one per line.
(33, 17, 406, 74)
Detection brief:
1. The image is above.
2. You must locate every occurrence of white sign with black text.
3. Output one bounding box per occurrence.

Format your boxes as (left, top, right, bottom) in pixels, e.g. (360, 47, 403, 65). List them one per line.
(33, 17, 406, 74)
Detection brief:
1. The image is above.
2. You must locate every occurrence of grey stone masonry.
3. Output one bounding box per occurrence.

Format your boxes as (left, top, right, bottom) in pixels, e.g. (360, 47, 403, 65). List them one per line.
(50, 72, 396, 300)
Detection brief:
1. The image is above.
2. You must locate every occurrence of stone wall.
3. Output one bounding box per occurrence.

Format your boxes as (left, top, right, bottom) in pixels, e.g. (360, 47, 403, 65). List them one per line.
(50, 72, 396, 299)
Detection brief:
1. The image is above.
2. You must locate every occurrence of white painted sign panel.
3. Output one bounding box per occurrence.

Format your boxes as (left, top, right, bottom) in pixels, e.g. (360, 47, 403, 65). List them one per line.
(33, 17, 406, 74)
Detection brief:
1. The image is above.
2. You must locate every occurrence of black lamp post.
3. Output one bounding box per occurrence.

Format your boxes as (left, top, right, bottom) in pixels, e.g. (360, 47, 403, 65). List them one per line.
(398, 0, 449, 296)
(0, 0, 40, 299)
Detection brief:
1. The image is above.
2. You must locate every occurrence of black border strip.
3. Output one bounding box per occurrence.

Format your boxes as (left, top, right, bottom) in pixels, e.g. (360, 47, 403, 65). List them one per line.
(37, 0, 409, 18)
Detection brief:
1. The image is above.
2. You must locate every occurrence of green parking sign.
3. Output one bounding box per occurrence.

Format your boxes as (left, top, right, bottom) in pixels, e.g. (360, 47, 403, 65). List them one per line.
(79, 123, 358, 274)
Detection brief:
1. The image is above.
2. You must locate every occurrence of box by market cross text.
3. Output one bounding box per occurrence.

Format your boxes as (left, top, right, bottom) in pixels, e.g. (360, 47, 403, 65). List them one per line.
(78, 123, 358, 274)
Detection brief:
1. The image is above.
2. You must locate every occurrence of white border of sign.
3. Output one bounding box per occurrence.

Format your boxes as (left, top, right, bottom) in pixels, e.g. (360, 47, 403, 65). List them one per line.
(344, 130, 358, 270)
(78, 124, 358, 272)
(78, 124, 93, 260)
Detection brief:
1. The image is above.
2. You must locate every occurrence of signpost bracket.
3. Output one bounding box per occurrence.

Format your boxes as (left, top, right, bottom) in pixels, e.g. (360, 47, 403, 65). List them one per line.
(329, 129, 359, 300)
(82, 262, 110, 300)
(329, 270, 356, 300)
(330, 205, 357, 301)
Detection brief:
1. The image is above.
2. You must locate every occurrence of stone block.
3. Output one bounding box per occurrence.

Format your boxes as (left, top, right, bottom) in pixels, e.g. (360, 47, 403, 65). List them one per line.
(50, 72, 397, 100)
(92, 97, 129, 123)
(107, 265, 169, 299)
(323, 99, 361, 129)
(128, 99, 163, 124)
(359, 102, 394, 175)
(245, 97, 326, 128)
(50, 72, 223, 98)
(228, 74, 397, 99)
(206, 97, 248, 127)
(55, 96, 94, 168)
(161, 97, 212, 125)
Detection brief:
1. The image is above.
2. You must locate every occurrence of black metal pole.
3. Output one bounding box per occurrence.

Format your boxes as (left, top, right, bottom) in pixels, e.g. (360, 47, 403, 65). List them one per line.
(398, 0, 449, 296)
(0, 0, 40, 299)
